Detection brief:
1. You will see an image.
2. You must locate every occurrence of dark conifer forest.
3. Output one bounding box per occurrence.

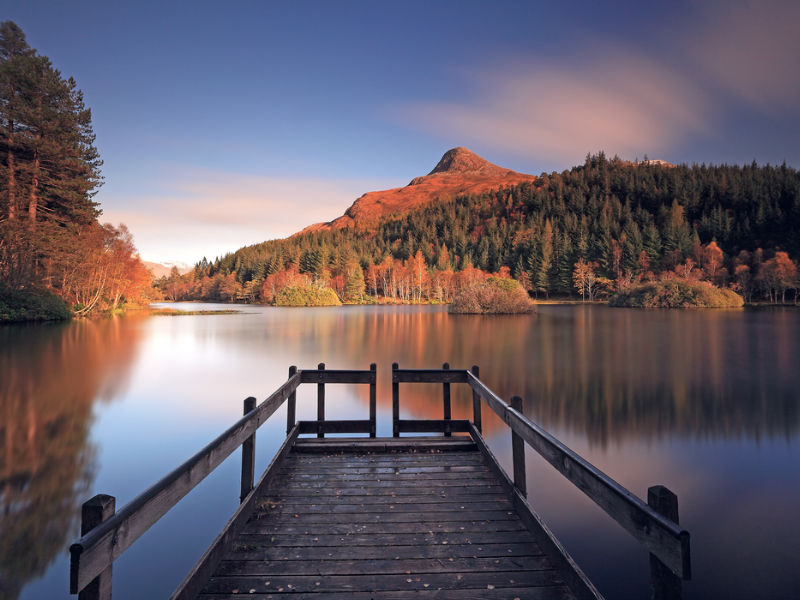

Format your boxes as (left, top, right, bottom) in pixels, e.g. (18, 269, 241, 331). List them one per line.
(161, 153, 800, 305)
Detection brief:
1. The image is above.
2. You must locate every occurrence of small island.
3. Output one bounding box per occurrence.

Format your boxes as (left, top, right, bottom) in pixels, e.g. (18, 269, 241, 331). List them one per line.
(609, 278, 744, 308)
(449, 276, 535, 314)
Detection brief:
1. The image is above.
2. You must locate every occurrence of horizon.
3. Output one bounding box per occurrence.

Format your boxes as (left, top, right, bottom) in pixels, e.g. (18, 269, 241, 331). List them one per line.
(5, 0, 800, 264)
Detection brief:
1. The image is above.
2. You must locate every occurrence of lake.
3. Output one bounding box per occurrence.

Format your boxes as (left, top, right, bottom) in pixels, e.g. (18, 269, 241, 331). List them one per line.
(2, 304, 799, 599)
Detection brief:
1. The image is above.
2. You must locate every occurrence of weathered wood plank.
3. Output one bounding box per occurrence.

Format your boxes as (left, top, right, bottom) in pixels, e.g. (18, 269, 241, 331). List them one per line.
(239, 397, 256, 503)
(215, 555, 554, 576)
(235, 519, 528, 536)
(244, 509, 520, 526)
(229, 542, 541, 562)
(369, 363, 377, 438)
(227, 541, 543, 561)
(293, 437, 476, 453)
(276, 488, 508, 500)
(168, 426, 300, 600)
(69, 372, 301, 594)
(198, 587, 575, 600)
(396, 419, 472, 433)
(277, 478, 499, 490)
(254, 498, 511, 511)
(297, 420, 373, 435)
(299, 369, 374, 384)
(261, 492, 511, 505)
(467, 372, 690, 579)
(316, 363, 325, 438)
(392, 368, 470, 383)
(232, 530, 539, 547)
(201, 569, 565, 594)
(280, 463, 490, 475)
(286, 452, 483, 463)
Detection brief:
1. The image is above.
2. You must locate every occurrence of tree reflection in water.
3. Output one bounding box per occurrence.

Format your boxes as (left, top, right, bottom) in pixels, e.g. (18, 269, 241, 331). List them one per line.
(0, 318, 143, 599)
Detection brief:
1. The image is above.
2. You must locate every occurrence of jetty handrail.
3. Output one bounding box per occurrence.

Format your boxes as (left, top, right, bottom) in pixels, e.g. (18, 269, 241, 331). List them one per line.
(69, 371, 302, 594)
(465, 370, 691, 581)
(70, 363, 378, 597)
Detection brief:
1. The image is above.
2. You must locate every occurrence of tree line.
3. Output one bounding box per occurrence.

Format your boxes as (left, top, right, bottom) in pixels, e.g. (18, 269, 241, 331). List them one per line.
(1, 21, 150, 317)
(161, 152, 800, 305)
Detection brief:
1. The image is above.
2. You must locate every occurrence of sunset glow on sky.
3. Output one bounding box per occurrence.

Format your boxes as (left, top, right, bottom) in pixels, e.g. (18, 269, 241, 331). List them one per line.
(7, 0, 800, 264)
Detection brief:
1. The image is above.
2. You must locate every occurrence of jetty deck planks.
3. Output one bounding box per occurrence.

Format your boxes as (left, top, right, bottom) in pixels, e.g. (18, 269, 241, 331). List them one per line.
(196, 436, 578, 599)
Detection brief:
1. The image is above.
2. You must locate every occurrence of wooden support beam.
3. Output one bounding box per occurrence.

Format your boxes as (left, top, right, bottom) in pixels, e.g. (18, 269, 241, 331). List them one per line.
(396, 419, 471, 434)
(317, 363, 325, 438)
(392, 362, 399, 438)
(369, 363, 377, 438)
(297, 420, 373, 435)
(510, 395, 527, 496)
(286, 365, 297, 435)
(649, 485, 688, 599)
(239, 397, 256, 503)
(75, 495, 115, 600)
(442, 362, 452, 437)
(393, 368, 469, 383)
(471, 365, 482, 433)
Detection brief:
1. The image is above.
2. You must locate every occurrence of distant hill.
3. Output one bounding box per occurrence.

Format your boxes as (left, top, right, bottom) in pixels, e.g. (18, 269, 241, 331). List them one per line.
(143, 261, 192, 279)
(300, 147, 535, 233)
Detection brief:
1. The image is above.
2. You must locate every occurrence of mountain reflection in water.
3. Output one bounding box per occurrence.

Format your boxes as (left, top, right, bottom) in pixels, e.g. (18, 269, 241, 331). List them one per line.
(3, 304, 799, 600)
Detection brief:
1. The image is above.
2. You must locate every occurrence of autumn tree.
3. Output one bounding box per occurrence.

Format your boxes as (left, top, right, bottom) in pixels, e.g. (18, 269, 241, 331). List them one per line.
(573, 259, 599, 301)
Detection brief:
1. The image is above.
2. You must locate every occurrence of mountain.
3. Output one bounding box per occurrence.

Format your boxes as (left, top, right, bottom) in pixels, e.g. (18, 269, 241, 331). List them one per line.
(143, 261, 193, 279)
(301, 147, 535, 233)
(167, 153, 799, 306)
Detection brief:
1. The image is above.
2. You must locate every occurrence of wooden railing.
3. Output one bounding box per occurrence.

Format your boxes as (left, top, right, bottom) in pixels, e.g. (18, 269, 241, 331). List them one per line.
(69, 364, 376, 599)
(70, 362, 689, 600)
(392, 364, 691, 599)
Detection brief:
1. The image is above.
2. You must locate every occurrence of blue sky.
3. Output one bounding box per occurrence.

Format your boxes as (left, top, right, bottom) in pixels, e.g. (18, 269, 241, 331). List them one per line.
(5, 0, 800, 264)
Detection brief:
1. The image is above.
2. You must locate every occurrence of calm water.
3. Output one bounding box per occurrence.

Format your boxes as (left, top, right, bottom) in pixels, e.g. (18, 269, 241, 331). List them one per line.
(1, 304, 798, 599)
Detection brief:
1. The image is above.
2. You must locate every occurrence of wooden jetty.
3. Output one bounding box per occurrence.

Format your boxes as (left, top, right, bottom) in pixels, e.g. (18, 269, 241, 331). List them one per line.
(69, 363, 691, 599)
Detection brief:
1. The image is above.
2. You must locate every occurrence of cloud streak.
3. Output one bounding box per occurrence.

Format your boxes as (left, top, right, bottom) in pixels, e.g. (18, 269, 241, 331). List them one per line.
(403, 52, 710, 165)
(399, 0, 800, 166)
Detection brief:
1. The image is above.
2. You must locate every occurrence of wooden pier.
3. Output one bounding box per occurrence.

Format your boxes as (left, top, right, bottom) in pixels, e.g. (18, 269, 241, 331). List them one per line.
(69, 364, 691, 599)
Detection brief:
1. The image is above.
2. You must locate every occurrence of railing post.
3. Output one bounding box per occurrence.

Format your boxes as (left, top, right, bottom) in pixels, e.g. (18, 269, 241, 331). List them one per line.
(510, 396, 527, 496)
(442, 362, 452, 437)
(392, 362, 399, 437)
(77, 494, 115, 600)
(286, 365, 297, 435)
(369, 363, 377, 438)
(648, 486, 683, 600)
(240, 396, 256, 503)
(317, 362, 325, 438)
(471, 365, 482, 433)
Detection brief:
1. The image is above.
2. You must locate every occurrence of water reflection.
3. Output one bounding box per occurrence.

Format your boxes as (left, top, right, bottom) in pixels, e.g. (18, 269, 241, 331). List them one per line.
(254, 305, 800, 445)
(3, 305, 799, 600)
(0, 318, 143, 599)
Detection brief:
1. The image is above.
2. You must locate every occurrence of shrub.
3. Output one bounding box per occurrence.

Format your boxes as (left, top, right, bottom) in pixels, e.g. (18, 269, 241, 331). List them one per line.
(449, 276, 535, 314)
(609, 279, 744, 308)
(0, 285, 72, 322)
(274, 285, 342, 307)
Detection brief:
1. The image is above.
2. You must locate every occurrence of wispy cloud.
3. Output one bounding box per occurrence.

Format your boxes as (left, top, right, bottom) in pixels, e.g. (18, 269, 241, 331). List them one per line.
(398, 0, 800, 165)
(402, 51, 710, 165)
(101, 168, 393, 263)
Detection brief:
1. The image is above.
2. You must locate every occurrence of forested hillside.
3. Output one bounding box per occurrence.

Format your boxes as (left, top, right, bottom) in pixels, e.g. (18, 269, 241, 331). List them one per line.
(161, 153, 800, 305)
(0, 22, 150, 320)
